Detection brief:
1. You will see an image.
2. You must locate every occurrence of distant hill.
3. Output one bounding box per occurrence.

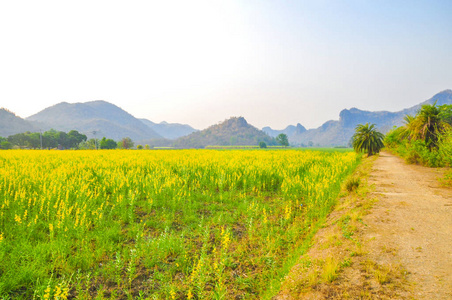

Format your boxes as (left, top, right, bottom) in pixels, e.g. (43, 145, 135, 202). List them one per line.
(139, 119, 197, 139)
(264, 89, 452, 147)
(262, 123, 307, 138)
(0, 108, 37, 137)
(174, 117, 275, 148)
(26, 101, 162, 142)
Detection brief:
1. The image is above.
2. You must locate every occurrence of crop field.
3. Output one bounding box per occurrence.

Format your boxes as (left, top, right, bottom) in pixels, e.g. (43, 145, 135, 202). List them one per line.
(0, 150, 359, 299)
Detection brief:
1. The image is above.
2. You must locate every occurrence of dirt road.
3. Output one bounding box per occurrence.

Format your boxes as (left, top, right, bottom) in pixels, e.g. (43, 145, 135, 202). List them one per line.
(366, 151, 452, 299)
(276, 152, 452, 299)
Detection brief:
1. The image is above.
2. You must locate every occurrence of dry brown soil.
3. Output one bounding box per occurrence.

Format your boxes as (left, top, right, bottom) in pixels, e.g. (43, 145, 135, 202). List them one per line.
(365, 151, 452, 299)
(276, 152, 452, 299)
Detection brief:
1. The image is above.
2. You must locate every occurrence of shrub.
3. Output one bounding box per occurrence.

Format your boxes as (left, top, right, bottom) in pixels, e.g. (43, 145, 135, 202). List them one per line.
(345, 177, 361, 192)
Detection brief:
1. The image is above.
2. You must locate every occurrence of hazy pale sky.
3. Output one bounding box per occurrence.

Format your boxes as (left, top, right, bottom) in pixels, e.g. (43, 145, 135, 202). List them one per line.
(1, 1, 451, 130)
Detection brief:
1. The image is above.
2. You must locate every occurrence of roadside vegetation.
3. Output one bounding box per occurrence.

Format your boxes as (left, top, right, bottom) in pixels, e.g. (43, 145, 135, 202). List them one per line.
(0, 149, 359, 299)
(385, 102, 452, 181)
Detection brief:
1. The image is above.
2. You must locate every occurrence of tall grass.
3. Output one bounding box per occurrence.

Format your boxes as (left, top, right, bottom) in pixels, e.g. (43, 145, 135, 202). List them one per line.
(0, 150, 359, 299)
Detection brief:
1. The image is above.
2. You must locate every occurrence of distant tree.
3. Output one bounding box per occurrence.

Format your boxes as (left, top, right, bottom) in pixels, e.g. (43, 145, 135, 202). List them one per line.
(259, 141, 267, 148)
(26, 132, 41, 148)
(119, 137, 134, 149)
(145, 144, 150, 150)
(276, 133, 289, 147)
(68, 130, 87, 148)
(79, 139, 97, 150)
(137, 145, 143, 150)
(42, 129, 59, 149)
(99, 137, 117, 149)
(352, 123, 384, 156)
(8, 133, 31, 148)
(0, 138, 12, 150)
(4, 129, 87, 149)
(56, 131, 70, 149)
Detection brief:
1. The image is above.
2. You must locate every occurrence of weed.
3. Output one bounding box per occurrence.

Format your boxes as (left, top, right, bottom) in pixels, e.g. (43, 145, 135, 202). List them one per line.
(321, 257, 339, 283)
(345, 177, 361, 192)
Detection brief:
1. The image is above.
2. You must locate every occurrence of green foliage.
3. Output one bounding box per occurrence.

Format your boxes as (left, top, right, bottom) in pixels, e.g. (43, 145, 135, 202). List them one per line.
(384, 126, 405, 148)
(79, 138, 98, 150)
(68, 130, 88, 147)
(405, 102, 451, 150)
(385, 103, 452, 167)
(3, 129, 87, 149)
(276, 133, 289, 147)
(118, 137, 134, 149)
(0, 137, 12, 150)
(100, 137, 117, 149)
(438, 129, 452, 166)
(352, 123, 384, 156)
(0, 141, 12, 150)
(136, 145, 143, 150)
(259, 141, 267, 148)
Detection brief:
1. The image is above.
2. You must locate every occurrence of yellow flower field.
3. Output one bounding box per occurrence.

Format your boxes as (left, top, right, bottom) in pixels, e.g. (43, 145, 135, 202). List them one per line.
(0, 149, 359, 299)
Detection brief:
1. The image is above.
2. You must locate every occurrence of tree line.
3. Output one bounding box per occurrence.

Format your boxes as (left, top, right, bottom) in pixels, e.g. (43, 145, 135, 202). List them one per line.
(0, 129, 135, 150)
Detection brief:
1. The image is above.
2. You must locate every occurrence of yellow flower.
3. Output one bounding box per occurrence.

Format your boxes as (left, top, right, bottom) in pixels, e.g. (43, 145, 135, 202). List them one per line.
(170, 288, 176, 300)
(14, 214, 21, 224)
(43, 286, 51, 300)
(54, 285, 62, 298)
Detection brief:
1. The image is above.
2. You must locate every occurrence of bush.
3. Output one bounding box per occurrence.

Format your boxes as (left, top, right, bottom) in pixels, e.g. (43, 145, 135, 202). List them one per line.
(0, 140, 12, 150)
(439, 130, 452, 166)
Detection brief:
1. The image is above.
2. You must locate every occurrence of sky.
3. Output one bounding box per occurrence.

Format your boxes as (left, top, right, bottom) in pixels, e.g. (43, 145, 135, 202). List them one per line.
(1, 1, 451, 130)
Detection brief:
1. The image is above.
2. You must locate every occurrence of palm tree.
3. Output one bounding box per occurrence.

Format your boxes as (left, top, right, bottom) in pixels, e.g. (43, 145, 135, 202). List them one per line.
(352, 123, 385, 156)
(408, 102, 451, 150)
(399, 114, 416, 140)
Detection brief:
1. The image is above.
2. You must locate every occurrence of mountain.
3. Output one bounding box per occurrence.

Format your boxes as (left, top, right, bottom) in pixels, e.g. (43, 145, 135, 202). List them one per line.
(26, 100, 162, 142)
(265, 89, 452, 147)
(174, 117, 275, 148)
(0, 108, 37, 137)
(262, 123, 307, 138)
(139, 119, 197, 140)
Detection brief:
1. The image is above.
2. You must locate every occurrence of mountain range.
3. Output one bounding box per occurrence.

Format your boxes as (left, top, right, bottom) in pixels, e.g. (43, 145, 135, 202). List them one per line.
(13, 100, 195, 143)
(1, 89, 451, 147)
(263, 89, 452, 146)
(139, 119, 196, 140)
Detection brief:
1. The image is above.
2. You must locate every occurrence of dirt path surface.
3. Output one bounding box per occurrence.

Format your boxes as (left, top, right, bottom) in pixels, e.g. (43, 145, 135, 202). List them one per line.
(366, 151, 452, 299)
